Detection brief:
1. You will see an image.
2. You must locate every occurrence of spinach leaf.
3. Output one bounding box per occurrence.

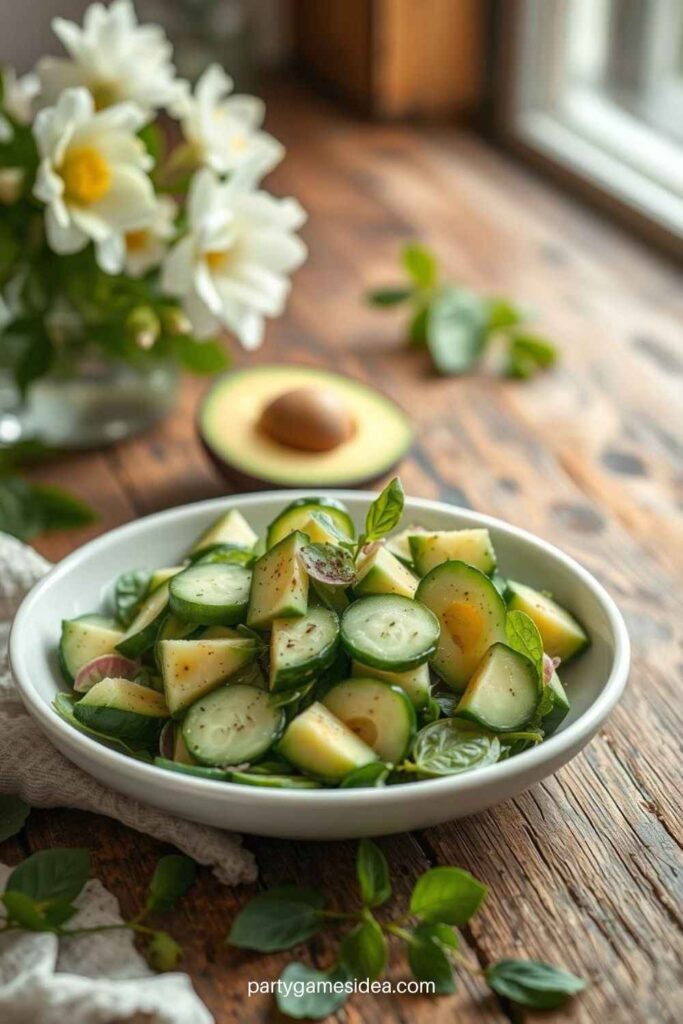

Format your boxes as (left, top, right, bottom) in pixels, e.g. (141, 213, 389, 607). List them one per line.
(410, 866, 487, 925)
(411, 719, 501, 777)
(356, 839, 391, 907)
(114, 569, 151, 626)
(485, 959, 587, 1009)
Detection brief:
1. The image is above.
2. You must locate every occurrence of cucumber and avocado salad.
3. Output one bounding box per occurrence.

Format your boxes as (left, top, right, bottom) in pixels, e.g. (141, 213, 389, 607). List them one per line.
(341, 595, 440, 671)
(416, 561, 507, 692)
(169, 563, 252, 625)
(270, 606, 340, 691)
(506, 580, 589, 662)
(266, 497, 355, 549)
(52, 480, 587, 789)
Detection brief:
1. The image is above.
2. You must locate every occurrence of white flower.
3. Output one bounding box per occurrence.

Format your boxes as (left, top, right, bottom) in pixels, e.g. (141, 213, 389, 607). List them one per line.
(161, 168, 307, 349)
(38, 0, 182, 115)
(0, 67, 40, 141)
(174, 64, 283, 179)
(33, 87, 156, 274)
(124, 194, 177, 277)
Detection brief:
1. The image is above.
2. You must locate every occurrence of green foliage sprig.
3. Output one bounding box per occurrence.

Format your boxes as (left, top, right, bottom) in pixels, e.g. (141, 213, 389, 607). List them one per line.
(368, 243, 558, 379)
(0, 441, 96, 541)
(227, 839, 587, 1019)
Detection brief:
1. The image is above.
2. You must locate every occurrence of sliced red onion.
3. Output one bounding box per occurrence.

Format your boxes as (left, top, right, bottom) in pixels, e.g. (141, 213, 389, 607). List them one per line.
(542, 653, 561, 683)
(300, 542, 356, 586)
(74, 654, 141, 693)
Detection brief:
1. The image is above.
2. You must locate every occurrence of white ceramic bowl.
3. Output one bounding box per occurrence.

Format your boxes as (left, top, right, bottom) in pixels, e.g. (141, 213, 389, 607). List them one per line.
(10, 492, 630, 839)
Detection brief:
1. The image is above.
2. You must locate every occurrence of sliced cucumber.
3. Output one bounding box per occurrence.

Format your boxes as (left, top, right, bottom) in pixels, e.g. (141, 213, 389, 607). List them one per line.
(116, 583, 170, 659)
(189, 509, 257, 557)
(506, 581, 589, 662)
(159, 636, 256, 715)
(227, 770, 321, 789)
(410, 529, 496, 577)
(148, 566, 184, 592)
(277, 701, 378, 781)
(351, 659, 431, 709)
(192, 544, 254, 567)
(456, 643, 541, 733)
(416, 561, 507, 691)
(340, 595, 440, 671)
(154, 614, 199, 668)
(159, 720, 197, 764)
(270, 606, 340, 691)
(353, 545, 418, 599)
(247, 530, 309, 630)
(60, 615, 124, 683)
(74, 678, 169, 743)
(182, 684, 284, 766)
(267, 497, 355, 549)
(542, 670, 571, 736)
(154, 757, 230, 781)
(310, 577, 350, 614)
(322, 678, 416, 762)
(169, 563, 251, 625)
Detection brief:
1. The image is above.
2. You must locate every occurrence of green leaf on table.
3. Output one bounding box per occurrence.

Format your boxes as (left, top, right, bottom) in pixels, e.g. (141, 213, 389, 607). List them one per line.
(227, 885, 325, 952)
(276, 962, 350, 1019)
(366, 286, 413, 307)
(147, 930, 183, 971)
(114, 570, 152, 627)
(506, 610, 544, 684)
(174, 336, 229, 374)
(408, 303, 429, 347)
(410, 866, 487, 925)
(339, 762, 390, 788)
(485, 959, 587, 1009)
(29, 484, 96, 532)
(0, 794, 30, 843)
(1, 890, 52, 931)
(426, 286, 489, 376)
(6, 848, 90, 904)
(411, 719, 501, 778)
(487, 297, 524, 332)
(364, 477, 404, 543)
(147, 854, 196, 912)
(506, 334, 557, 379)
(340, 917, 387, 980)
(408, 921, 458, 994)
(0, 477, 95, 541)
(402, 243, 438, 290)
(42, 900, 78, 927)
(356, 838, 391, 907)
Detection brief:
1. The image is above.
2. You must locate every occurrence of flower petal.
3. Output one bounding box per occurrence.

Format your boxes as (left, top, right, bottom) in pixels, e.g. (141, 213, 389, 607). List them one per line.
(45, 206, 87, 255)
(95, 233, 126, 274)
(161, 236, 196, 296)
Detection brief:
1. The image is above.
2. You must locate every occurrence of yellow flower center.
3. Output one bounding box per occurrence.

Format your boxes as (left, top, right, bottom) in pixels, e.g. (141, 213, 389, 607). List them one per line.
(205, 249, 230, 273)
(61, 146, 111, 206)
(126, 228, 149, 252)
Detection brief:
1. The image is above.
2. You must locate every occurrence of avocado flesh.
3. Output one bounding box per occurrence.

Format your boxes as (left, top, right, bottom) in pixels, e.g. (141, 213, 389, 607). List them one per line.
(353, 545, 418, 599)
(247, 531, 309, 629)
(409, 529, 496, 577)
(200, 366, 413, 488)
(278, 702, 378, 780)
(506, 581, 589, 661)
(189, 509, 257, 556)
(351, 659, 430, 708)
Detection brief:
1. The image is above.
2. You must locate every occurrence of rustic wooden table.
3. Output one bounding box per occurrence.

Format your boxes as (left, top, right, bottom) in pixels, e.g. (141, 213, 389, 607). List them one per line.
(1, 84, 681, 1022)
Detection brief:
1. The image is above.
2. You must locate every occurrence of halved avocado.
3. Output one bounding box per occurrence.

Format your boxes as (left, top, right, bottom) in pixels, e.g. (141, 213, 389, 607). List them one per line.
(199, 365, 413, 489)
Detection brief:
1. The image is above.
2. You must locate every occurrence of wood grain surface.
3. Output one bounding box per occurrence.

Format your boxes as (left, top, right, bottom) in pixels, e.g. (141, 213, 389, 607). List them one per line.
(1, 81, 681, 1023)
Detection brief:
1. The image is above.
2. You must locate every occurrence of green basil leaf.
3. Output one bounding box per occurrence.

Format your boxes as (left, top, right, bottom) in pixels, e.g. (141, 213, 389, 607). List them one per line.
(340, 917, 387, 980)
(402, 243, 438, 289)
(309, 511, 355, 550)
(174, 336, 230, 374)
(410, 866, 487, 925)
(28, 483, 96, 533)
(275, 962, 350, 1019)
(0, 476, 43, 539)
(506, 610, 544, 684)
(356, 839, 391, 907)
(364, 477, 404, 543)
(487, 297, 524, 331)
(0, 794, 30, 843)
(1, 890, 52, 930)
(147, 854, 196, 912)
(6, 848, 90, 904)
(408, 921, 458, 994)
(339, 762, 390, 788)
(227, 885, 324, 952)
(42, 900, 78, 927)
(427, 286, 488, 376)
(114, 570, 151, 627)
(506, 335, 557, 379)
(408, 304, 429, 347)
(147, 930, 183, 971)
(301, 543, 356, 587)
(420, 696, 441, 725)
(366, 286, 413, 306)
(485, 959, 587, 1009)
(412, 719, 501, 777)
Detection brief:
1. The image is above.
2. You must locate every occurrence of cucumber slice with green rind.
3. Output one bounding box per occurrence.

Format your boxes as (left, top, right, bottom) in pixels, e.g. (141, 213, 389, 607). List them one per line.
(340, 595, 440, 671)
(322, 678, 416, 762)
(247, 531, 309, 630)
(53, 693, 152, 759)
(542, 670, 571, 736)
(116, 583, 171, 659)
(506, 580, 589, 662)
(456, 643, 541, 733)
(182, 684, 285, 766)
(353, 545, 418, 599)
(189, 509, 258, 557)
(277, 701, 378, 782)
(60, 615, 124, 683)
(266, 497, 355, 549)
(169, 563, 252, 625)
(227, 770, 322, 789)
(416, 560, 507, 692)
(270, 606, 340, 691)
(159, 636, 256, 715)
(191, 544, 254, 567)
(350, 659, 431, 709)
(74, 678, 169, 743)
(409, 529, 497, 577)
(154, 757, 230, 781)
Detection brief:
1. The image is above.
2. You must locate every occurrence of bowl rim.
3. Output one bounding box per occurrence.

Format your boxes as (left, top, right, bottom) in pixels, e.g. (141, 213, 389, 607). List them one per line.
(10, 490, 631, 808)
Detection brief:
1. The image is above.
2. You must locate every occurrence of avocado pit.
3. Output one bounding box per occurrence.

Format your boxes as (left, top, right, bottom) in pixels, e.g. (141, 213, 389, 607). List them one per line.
(258, 386, 355, 453)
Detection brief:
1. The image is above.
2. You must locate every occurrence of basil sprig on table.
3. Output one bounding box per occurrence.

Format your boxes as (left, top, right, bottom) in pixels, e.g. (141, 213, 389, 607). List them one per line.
(0, 441, 96, 541)
(367, 243, 558, 379)
(227, 839, 587, 1019)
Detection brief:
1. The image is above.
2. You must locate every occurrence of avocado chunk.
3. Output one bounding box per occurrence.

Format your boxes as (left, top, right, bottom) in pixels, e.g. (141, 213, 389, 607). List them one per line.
(506, 581, 589, 661)
(351, 659, 431, 708)
(353, 544, 418, 598)
(189, 509, 257, 557)
(199, 365, 413, 488)
(409, 529, 496, 577)
(277, 702, 378, 781)
(456, 643, 541, 733)
(247, 530, 309, 629)
(159, 637, 256, 715)
(59, 615, 124, 682)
